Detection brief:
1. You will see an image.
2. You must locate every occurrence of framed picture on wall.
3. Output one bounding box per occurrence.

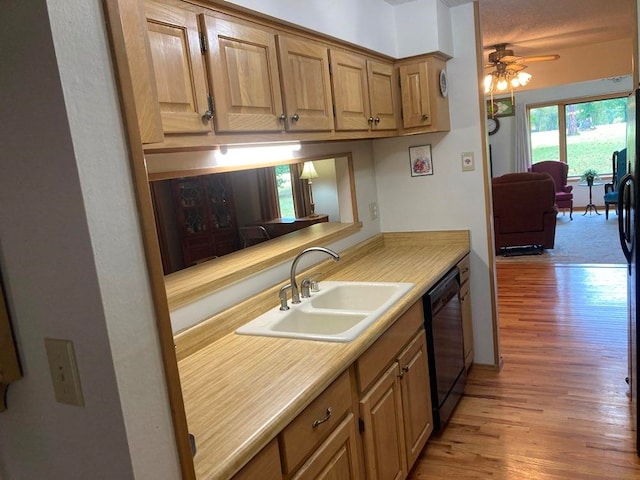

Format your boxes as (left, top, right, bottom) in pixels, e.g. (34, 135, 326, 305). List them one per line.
(487, 98, 515, 118)
(409, 144, 433, 177)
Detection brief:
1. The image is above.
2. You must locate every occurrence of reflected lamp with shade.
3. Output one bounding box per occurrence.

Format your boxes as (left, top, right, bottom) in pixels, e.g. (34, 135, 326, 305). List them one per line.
(299, 161, 319, 217)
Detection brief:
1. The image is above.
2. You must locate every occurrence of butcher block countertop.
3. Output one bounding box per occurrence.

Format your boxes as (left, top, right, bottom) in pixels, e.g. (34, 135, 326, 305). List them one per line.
(175, 231, 470, 480)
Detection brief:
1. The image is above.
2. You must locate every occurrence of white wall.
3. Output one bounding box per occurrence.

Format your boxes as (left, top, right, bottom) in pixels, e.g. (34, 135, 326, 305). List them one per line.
(373, 3, 497, 365)
(224, 0, 454, 57)
(224, 0, 398, 56)
(312, 158, 341, 221)
(0, 1, 179, 479)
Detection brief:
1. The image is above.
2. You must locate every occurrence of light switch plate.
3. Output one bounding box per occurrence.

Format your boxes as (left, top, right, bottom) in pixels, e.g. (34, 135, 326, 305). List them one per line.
(461, 152, 474, 171)
(369, 202, 378, 220)
(45, 338, 84, 406)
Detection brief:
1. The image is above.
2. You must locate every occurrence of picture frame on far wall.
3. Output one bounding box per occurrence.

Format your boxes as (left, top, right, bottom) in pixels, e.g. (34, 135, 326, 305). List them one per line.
(409, 144, 433, 177)
(487, 98, 515, 118)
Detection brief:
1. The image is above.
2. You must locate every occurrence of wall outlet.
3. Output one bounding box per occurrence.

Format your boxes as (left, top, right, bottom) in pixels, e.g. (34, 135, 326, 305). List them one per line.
(461, 152, 475, 172)
(369, 202, 378, 220)
(45, 338, 85, 406)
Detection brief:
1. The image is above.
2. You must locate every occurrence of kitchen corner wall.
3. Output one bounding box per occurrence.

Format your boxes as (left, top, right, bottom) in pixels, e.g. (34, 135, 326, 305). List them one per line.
(0, 1, 180, 478)
(373, 3, 497, 365)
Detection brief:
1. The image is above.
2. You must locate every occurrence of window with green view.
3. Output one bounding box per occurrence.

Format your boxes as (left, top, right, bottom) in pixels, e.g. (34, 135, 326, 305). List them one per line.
(530, 96, 627, 177)
(275, 164, 295, 218)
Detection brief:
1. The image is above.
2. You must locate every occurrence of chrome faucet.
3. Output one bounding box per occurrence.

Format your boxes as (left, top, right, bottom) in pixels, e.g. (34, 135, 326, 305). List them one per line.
(289, 247, 340, 304)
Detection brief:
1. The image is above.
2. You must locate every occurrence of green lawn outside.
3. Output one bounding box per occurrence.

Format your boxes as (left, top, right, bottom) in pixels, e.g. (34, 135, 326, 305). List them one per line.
(277, 172, 296, 218)
(531, 123, 626, 178)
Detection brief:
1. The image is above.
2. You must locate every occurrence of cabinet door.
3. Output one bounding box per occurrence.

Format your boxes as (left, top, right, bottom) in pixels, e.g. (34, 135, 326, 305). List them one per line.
(201, 14, 285, 132)
(460, 280, 473, 370)
(359, 362, 407, 480)
(397, 329, 433, 469)
(367, 60, 399, 130)
(399, 61, 432, 129)
(291, 414, 361, 480)
(330, 50, 371, 131)
(277, 35, 335, 132)
(145, 1, 211, 134)
(172, 178, 214, 266)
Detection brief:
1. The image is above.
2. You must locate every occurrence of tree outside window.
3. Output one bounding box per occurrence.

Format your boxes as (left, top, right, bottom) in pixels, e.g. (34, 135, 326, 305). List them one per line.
(530, 96, 627, 177)
(275, 164, 295, 218)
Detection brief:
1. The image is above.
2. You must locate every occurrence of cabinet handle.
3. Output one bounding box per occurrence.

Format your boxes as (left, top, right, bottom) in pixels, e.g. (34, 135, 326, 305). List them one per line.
(312, 407, 332, 428)
(422, 114, 429, 120)
(374, 116, 380, 124)
(202, 110, 213, 122)
(368, 117, 374, 124)
(291, 113, 300, 122)
(398, 365, 409, 378)
(203, 95, 214, 122)
(279, 113, 287, 123)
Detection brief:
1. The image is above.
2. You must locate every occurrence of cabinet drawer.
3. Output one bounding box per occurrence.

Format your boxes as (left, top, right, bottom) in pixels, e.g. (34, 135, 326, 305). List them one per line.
(280, 370, 352, 474)
(233, 438, 282, 480)
(458, 254, 470, 285)
(356, 300, 423, 393)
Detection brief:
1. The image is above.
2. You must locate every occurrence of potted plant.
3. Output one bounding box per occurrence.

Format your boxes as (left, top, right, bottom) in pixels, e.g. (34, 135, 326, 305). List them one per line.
(581, 168, 599, 186)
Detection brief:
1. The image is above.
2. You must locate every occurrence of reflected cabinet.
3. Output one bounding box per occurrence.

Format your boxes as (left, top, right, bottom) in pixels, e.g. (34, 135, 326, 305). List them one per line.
(172, 174, 239, 267)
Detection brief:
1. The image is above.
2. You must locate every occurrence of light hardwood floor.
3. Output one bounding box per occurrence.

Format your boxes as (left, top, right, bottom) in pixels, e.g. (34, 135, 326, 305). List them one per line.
(410, 263, 640, 479)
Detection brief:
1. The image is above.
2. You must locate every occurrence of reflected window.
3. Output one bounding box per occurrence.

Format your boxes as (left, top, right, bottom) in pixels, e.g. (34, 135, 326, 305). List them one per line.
(150, 157, 346, 274)
(276, 165, 295, 218)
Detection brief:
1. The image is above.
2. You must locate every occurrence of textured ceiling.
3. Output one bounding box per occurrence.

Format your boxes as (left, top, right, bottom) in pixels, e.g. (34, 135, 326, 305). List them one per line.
(478, 0, 633, 58)
(385, 0, 634, 59)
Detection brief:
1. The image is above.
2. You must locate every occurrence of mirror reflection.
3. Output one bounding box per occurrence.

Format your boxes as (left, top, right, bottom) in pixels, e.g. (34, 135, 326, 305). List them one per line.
(150, 158, 342, 274)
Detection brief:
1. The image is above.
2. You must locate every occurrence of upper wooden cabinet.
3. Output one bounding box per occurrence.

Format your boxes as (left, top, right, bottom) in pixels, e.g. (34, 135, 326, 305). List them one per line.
(119, 0, 449, 149)
(398, 54, 450, 133)
(200, 14, 285, 133)
(330, 50, 399, 131)
(200, 15, 333, 133)
(144, 1, 211, 135)
(277, 34, 335, 132)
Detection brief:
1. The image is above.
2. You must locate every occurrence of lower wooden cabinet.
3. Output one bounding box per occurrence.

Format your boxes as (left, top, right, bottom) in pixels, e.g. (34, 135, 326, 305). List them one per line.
(359, 362, 408, 480)
(458, 254, 474, 370)
(398, 329, 433, 468)
(290, 413, 361, 480)
(357, 301, 433, 480)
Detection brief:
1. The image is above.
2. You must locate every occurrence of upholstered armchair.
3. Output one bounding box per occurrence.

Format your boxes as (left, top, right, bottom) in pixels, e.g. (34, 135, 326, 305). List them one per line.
(529, 160, 573, 219)
(492, 172, 558, 254)
(604, 149, 627, 219)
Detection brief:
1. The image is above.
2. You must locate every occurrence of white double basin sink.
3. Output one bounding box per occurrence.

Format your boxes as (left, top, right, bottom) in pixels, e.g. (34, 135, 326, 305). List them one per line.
(236, 281, 415, 342)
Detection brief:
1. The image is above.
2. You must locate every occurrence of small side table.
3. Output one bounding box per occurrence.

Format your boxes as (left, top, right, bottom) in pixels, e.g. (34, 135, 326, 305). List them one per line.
(578, 181, 603, 215)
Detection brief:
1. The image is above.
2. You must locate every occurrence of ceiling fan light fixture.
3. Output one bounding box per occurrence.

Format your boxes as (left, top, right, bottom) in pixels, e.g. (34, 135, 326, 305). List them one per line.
(496, 78, 508, 91)
(517, 71, 532, 86)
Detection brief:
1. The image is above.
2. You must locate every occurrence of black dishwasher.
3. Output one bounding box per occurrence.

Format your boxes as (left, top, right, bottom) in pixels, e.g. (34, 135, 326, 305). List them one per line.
(422, 266, 466, 431)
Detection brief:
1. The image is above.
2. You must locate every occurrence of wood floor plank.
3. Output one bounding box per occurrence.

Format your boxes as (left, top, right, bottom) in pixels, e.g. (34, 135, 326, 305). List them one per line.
(410, 263, 640, 479)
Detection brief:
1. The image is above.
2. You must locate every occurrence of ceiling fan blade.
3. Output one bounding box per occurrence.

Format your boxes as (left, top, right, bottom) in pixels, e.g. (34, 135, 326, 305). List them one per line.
(500, 55, 522, 63)
(517, 54, 560, 63)
(506, 63, 526, 72)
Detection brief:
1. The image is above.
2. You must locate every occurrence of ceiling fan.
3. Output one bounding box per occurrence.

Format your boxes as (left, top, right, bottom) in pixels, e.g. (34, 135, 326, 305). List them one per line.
(484, 43, 560, 100)
(485, 43, 560, 71)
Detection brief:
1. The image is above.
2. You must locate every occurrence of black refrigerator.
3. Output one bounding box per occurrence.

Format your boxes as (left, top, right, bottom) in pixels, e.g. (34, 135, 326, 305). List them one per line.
(620, 88, 639, 455)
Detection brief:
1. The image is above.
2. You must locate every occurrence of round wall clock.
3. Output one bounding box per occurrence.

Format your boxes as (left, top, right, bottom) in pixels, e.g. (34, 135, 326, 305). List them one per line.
(487, 117, 500, 135)
(439, 69, 448, 97)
